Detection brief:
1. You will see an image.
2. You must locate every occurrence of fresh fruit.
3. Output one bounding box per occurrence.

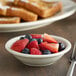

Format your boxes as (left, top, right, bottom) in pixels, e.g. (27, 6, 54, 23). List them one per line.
(21, 48, 30, 54)
(59, 43, 65, 51)
(42, 50, 51, 55)
(27, 40, 39, 50)
(31, 34, 42, 39)
(43, 33, 57, 43)
(30, 48, 42, 55)
(39, 42, 47, 50)
(11, 39, 29, 52)
(42, 43, 59, 53)
(20, 37, 25, 40)
(37, 38, 43, 44)
(25, 34, 32, 40)
(11, 33, 65, 55)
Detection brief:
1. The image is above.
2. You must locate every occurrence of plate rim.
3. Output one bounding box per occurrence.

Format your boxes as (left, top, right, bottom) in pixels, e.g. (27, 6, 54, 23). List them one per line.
(0, 0, 76, 29)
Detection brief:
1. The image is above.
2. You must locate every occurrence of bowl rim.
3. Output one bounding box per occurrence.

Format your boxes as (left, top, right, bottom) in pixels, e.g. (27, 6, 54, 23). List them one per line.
(5, 35, 71, 58)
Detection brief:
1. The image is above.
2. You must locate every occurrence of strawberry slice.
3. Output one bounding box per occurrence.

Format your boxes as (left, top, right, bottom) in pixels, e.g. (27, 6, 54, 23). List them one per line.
(11, 39, 29, 52)
(43, 33, 57, 43)
(27, 40, 39, 50)
(39, 42, 47, 50)
(30, 34, 42, 39)
(30, 48, 42, 55)
(42, 43, 59, 53)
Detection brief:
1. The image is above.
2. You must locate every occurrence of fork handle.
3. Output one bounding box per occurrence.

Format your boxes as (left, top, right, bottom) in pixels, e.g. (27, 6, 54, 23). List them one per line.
(66, 61, 76, 76)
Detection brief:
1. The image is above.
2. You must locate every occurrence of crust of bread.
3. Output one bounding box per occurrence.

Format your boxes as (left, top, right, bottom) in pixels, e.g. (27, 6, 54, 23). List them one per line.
(14, 0, 62, 18)
(0, 8, 7, 16)
(0, 17, 20, 24)
(0, 9, 4, 15)
(14, 0, 20, 5)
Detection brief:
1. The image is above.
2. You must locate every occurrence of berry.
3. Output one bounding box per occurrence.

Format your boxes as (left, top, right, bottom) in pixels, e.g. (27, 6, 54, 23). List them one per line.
(21, 48, 30, 54)
(20, 37, 25, 40)
(59, 43, 65, 51)
(30, 48, 42, 55)
(30, 38, 37, 42)
(42, 50, 51, 55)
(11, 39, 29, 52)
(43, 33, 57, 43)
(39, 42, 47, 50)
(37, 38, 43, 44)
(27, 40, 39, 50)
(25, 34, 32, 40)
(42, 43, 59, 53)
(30, 34, 42, 39)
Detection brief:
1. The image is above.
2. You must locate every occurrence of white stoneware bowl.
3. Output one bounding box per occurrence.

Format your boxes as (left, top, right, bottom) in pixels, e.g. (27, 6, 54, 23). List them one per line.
(5, 35, 71, 66)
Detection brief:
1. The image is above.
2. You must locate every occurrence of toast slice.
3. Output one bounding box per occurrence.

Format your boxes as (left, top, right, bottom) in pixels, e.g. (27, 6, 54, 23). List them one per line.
(0, 5, 38, 22)
(14, 0, 62, 18)
(0, 17, 20, 24)
(6, 7, 38, 22)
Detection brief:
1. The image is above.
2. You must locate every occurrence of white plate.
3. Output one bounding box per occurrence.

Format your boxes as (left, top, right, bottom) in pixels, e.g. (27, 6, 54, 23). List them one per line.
(0, 0, 76, 32)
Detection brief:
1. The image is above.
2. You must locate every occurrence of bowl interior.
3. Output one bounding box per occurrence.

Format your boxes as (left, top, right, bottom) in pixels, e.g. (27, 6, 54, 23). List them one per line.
(5, 35, 71, 58)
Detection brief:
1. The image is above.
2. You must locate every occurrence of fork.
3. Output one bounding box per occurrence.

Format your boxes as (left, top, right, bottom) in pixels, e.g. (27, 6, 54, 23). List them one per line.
(67, 42, 76, 76)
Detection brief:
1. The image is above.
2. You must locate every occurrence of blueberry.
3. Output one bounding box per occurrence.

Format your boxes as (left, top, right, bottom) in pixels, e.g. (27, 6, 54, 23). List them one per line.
(59, 43, 65, 51)
(21, 48, 30, 54)
(20, 37, 25, 40)
(30, 38, 37, 42)
(37, 38, 43, 44)
(42, 50, 51, 55)
(25, 34, 32, 40)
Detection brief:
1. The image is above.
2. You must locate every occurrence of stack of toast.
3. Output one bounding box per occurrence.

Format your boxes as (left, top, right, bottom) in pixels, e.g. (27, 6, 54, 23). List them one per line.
(0, 0, 62, 24)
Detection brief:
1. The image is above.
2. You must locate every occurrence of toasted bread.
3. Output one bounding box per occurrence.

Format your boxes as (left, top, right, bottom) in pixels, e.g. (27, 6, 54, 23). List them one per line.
(0, 17, 20, 24)
(6, 7, 38, 21)
(14, 0, 62, 18)
(0, 5, 38, 22)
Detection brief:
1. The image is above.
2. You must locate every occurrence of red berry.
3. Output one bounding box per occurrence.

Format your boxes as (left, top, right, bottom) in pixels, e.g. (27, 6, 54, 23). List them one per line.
(42, 43, 59, 53)
(39, 42, 47, 50)
(43, 33, 57, 43)
(30, 48, 42, 55)
(30, 34, 42, 39)
(11, 39, 29, 52)
(27, 40, 39, 50)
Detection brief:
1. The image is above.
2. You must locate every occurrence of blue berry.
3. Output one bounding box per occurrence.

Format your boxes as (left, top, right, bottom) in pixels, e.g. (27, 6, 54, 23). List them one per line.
(37, 38, 43, 44)
(20, 37, 25, 40)
(25, 34, 32, 40)
(59, 43, 65, 51)
(42, 50, 51, 55)
(30, 38, 37, 42)
(21, 48, 30, 54)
